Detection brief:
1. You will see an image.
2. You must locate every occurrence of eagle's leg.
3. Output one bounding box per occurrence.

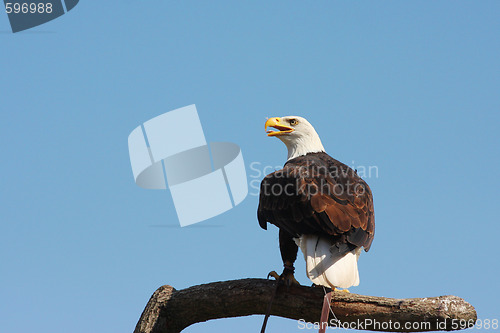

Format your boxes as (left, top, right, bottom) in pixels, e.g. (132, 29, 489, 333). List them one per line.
(267, 230, 300, 286)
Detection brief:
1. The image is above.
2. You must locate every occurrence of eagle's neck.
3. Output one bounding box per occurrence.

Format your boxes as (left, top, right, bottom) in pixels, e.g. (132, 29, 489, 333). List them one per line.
(282, 133, 325, 161)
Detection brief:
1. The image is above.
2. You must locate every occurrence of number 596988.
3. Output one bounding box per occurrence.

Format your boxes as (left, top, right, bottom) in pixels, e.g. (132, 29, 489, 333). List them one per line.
(5, 2, 53, 14)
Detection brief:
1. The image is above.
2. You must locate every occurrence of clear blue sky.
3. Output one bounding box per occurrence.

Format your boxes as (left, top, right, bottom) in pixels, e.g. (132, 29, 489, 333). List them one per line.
(1, 1, 499, 332)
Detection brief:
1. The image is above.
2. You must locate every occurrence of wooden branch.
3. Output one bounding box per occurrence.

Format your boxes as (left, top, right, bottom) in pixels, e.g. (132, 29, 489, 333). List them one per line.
(134, 278, 477, 333)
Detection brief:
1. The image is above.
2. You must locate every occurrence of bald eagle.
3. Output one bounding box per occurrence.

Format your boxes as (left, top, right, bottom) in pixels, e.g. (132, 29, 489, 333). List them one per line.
(258, 116, 374, 289)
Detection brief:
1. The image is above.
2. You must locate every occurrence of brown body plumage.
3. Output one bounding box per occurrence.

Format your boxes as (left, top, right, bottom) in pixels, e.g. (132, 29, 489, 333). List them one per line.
(258, 152, 374, 252)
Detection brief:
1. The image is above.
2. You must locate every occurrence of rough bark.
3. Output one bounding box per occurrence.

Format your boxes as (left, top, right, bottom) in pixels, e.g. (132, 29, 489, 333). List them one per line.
(134, 278, 477, 333)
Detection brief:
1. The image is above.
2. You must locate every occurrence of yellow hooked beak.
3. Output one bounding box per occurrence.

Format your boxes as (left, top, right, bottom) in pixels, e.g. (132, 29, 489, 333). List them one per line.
(265, 117, 294, 137)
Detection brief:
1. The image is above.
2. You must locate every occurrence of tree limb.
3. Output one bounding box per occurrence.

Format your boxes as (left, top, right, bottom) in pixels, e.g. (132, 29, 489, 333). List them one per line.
(134, 278, 477, 333)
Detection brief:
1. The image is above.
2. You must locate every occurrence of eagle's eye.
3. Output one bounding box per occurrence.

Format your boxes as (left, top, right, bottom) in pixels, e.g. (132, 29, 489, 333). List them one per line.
(289, 119, 298, 126)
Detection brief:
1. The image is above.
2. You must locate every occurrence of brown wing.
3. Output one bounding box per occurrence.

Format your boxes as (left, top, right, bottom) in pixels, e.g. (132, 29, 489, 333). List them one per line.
(257, 152, 375, 251)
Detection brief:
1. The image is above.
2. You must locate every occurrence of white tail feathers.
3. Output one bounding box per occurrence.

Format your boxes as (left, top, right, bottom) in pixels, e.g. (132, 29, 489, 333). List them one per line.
(294, 235, 362, 289)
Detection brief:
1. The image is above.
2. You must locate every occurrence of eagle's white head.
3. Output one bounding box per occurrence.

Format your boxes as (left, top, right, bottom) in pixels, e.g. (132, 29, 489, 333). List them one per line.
(265, 116, 325, 161)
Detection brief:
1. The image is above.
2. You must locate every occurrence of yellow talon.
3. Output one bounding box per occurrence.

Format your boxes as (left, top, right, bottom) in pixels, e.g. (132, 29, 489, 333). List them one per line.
(334, 288, 350, 293)
(267, 271, 280, 280)
(267, 270, 300, 286)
